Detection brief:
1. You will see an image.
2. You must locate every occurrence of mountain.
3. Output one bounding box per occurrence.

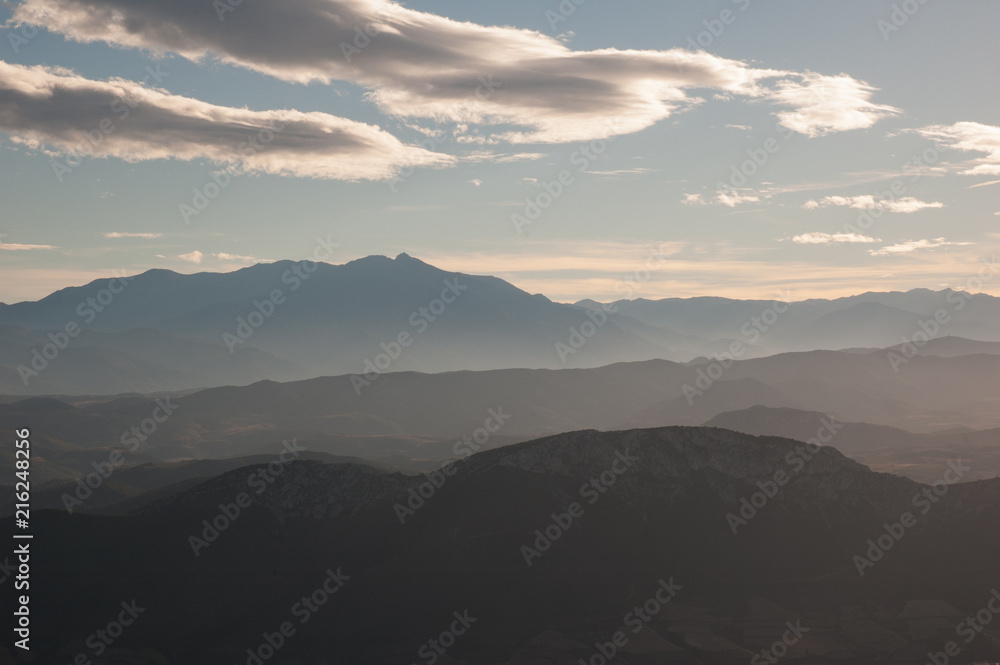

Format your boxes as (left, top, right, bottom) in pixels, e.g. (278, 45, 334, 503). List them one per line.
(0, 255, 681, 392)
(6, 349, 1000, 494)
(705, 405, 1000, 483)
(582, 289, 1000, 355)
(0, 324, 304, 395)
(4, 256, 1000, 396)
(6, 426, 999, 664)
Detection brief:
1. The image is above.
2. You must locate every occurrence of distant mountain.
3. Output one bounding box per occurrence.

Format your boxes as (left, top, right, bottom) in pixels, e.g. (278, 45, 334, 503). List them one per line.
(8, 426, 999, 664)
(0, 255, 681, 393)
(705, 405, 1000, 483)
(582, 288, 1000, 354)
(5, 350, 1000, 491)
(0, 324, 304, 395)
(4, 256, 1000, 395)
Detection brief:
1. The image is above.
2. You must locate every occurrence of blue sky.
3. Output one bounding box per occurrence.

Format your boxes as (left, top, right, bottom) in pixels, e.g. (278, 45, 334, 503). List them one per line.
(1, 0, 998, 303)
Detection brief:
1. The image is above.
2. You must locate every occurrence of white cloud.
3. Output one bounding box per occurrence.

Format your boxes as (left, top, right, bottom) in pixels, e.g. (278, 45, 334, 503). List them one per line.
(791, 232, 880, 244)
(0, 61, 452, 181)
(178, 250, 204, 264)
(584, 168, 657, 177)
(213, 252, 264, 263)
(868, 238, 972, 256)
(716, 190, 761, 207)
(916, 122, 1000, 175)
(0, 242, 57, 250)
(765, 73, 899, 137)
(684, 190, 760, 207)
(469, 179, 482, 186)
(803, 195, 944, 213)
(103, 232, 163, 239)
(11, 0, 899, 144)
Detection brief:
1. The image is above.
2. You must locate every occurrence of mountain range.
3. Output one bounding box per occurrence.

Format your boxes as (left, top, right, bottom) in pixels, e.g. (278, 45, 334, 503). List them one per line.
(4, 254, 1000, 395)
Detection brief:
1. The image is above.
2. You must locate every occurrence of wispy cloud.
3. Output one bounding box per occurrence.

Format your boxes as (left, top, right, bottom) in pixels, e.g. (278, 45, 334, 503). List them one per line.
(803, 195, 944, 213)
(916, 122, 1000, 176)
(683, 190, 760, 207)
(868, 238, 972, 256)
(790, 232, 880, 244)
(213, 252, 266, 263)
(0, 241, 57, 251)
(103, 232, 163, 239)
(12, 0, 899, 144)
(584, 168, 657, 177)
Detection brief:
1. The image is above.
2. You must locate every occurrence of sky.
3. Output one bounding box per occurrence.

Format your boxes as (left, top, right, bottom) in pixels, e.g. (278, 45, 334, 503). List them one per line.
(0, 0, 998, 304)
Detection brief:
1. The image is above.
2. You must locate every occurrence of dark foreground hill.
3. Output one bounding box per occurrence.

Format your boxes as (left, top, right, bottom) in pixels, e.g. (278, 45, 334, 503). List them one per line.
(4, 426, 999, 664)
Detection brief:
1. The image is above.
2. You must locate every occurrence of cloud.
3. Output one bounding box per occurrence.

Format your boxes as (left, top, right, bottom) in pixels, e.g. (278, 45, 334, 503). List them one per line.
(178, 250, 203, 263)
(765, 73, 899, 137)
(0, 242, 57, 250)
(803, 195, 944, 213)
(103, 232, 163, 239)
(725, 124, 752, 131)
(968, 179, 1000, 189)
(791, 232, 880, 244)
(916, 122, 1000, 175)
(683, 190, 760, 207)
(469, 179, 482, 186)
(584, 167, 657, 177)
(868, 238, 972, 256)
(11, 0, 899, 144)
(716, 190, 760, 207)
(213, 252, 266, 262)
(0, 61, 452, 180)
